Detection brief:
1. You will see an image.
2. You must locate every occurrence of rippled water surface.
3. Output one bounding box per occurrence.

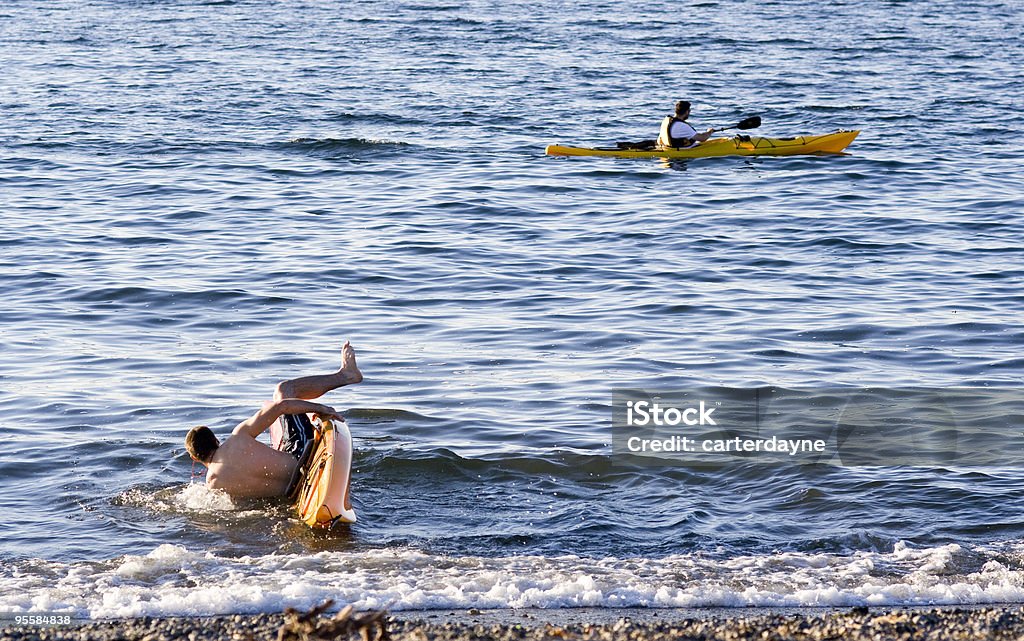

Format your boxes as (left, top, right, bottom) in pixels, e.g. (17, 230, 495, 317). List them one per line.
(2, 0, 1024, 618)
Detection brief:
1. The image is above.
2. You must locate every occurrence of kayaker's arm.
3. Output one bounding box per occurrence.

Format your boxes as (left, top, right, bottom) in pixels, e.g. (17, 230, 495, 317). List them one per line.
(659, 126, 715, 148)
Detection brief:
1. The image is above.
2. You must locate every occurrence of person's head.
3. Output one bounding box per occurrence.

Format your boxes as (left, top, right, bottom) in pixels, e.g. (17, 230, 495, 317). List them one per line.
(185, 425, 219, 464)
(674, 100, 691, 117)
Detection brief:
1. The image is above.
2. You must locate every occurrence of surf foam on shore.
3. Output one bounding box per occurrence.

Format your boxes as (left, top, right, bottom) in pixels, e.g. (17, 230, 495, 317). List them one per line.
(3, 541, 1024, 619)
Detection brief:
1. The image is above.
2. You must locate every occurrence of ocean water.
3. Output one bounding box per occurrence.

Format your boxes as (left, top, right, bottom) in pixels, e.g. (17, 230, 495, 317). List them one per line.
(2, 0, 1024, 619)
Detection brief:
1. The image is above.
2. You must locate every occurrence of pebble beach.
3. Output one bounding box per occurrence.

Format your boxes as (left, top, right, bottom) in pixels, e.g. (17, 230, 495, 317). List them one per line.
(7, 607, 1024, 641)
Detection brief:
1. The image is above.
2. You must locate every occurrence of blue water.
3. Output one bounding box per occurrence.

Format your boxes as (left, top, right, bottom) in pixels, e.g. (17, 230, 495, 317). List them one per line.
(2, 0, 1024, 618)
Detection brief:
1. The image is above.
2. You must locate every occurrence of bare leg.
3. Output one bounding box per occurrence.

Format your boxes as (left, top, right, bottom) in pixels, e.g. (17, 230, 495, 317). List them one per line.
(274, 342, 363, 401)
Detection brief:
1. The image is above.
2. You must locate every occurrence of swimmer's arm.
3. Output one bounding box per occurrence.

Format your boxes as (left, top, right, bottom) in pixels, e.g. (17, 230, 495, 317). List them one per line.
(232, 399, 341, 438)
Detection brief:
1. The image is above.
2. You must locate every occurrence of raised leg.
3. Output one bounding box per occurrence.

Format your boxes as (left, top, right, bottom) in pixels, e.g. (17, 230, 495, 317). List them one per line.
(274, 341, 363, 401)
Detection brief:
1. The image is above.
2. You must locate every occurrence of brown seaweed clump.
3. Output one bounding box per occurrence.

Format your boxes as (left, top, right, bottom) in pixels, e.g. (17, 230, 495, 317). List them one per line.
(277, 600, 388, 641)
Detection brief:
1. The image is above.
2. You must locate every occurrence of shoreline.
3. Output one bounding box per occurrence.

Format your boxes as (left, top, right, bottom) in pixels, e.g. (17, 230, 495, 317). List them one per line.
(6, 605, 1024, 641)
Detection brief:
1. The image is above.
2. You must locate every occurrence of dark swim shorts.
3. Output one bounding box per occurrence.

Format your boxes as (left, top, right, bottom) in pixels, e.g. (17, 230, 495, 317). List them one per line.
(275, 413, 316, 459)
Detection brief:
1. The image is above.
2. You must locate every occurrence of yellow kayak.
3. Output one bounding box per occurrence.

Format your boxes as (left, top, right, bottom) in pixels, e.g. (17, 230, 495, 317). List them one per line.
(545, 130, 859, 159)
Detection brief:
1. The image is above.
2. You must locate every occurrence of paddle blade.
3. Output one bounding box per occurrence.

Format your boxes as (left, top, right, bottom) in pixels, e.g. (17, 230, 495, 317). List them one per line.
(736, 116, 761, 130)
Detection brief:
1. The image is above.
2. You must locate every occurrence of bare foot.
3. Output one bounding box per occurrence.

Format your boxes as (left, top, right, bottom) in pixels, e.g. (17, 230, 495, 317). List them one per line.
(339, 341, 363, 384)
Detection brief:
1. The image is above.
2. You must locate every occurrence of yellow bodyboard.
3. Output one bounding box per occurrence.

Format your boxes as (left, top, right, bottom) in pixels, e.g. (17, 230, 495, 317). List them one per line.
(296, 415, 356, 528)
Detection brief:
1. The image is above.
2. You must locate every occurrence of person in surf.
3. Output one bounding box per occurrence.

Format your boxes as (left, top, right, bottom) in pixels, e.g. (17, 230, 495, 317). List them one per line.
(184, 342, 363, 498)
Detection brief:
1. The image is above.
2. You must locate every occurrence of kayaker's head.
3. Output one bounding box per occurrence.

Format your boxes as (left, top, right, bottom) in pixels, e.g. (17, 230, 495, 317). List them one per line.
(674, 100, 691, 118)
(185, 425, 219, 465)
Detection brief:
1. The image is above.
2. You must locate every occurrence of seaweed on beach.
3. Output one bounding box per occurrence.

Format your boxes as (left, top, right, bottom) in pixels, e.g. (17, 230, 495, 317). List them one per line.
(277, 600, 389, 641)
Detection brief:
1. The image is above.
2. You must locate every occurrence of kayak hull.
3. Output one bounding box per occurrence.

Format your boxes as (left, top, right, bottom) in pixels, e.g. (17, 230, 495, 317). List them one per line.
(545, 130, 860, 159)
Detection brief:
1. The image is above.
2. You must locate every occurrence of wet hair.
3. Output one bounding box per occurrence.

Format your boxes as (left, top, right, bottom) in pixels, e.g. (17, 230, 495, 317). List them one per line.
(185, 425, 219, 463)
(674, 100, 691, 116)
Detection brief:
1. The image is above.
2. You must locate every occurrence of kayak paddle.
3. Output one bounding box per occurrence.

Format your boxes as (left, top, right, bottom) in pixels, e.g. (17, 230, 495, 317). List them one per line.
(712, 116, 761, 133)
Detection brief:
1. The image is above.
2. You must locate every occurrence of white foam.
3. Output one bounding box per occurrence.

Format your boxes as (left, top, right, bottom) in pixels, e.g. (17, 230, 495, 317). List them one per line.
(2, 542, 1024, 619)
(116, 484, 264, 519)
(175, 483, 238, 512)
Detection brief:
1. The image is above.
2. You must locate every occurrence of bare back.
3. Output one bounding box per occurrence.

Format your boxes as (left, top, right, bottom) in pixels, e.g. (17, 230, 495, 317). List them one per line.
(206, 434, 297, 499)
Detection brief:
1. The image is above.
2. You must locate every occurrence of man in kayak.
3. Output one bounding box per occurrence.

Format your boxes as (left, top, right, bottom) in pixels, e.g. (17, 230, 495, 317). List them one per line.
(184, 341, 364, 499)
(658, 100, 715, 149)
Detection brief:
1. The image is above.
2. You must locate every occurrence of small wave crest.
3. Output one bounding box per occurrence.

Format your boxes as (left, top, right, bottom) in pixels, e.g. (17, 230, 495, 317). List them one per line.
(277, 137, 410, 157)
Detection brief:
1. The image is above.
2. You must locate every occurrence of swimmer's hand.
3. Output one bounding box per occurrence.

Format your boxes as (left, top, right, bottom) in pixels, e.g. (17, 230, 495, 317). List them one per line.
(280, 399, 342, 420)
(315, 407, 344, 421)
